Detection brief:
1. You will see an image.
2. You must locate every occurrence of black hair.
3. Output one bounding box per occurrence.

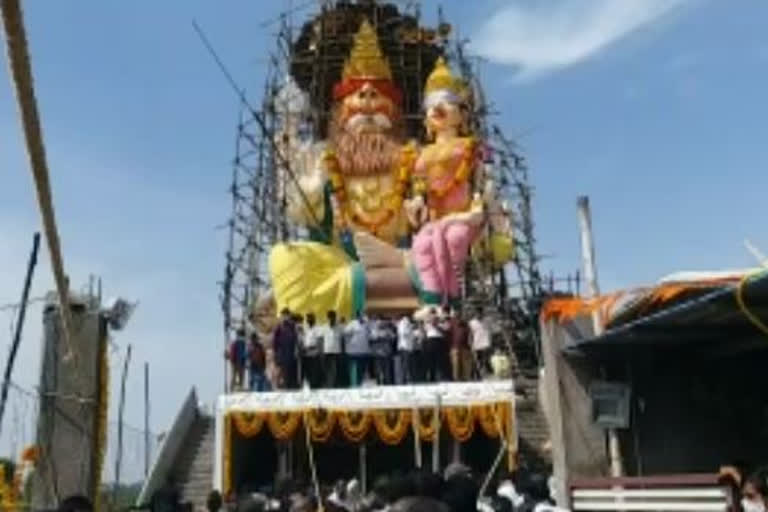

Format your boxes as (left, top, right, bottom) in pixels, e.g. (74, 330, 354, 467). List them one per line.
(745, 468, 768, 499)
(58, 495, 93, 512)
(206, 490, 223, 511)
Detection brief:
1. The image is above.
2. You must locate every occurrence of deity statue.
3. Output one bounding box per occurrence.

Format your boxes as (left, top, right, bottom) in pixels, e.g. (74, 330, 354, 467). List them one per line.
(269, 20, 419, 318)
(267, 22, 514, 319)
(282, 19, 414, 249)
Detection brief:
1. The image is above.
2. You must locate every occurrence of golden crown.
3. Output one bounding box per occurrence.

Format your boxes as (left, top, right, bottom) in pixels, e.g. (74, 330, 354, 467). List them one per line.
(342, 19, 393, 81)
(424, 57, 467, 99)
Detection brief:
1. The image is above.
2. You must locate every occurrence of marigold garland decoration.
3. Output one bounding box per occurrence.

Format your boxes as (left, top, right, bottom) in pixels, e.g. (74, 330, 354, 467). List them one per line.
(415, 408, 438, 442)
(267, 411, 303, 440)
(224, 412, 233, 496)
(233, 412, 266, 438)
(444, 407, 475, 442)
(338, 410, 372, 442)
(21, 445, 38, 464)
(91, 331, 110, 511)
(372, 409, 412, 446)
(306, 409, 337, 443)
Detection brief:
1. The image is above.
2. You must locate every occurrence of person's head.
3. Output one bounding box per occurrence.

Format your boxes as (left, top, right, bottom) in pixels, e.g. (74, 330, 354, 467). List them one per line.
(306, 313, 316, 326)
(391, 496, 450, 512)
(356, 310, 363, 321)
(206, 490, 223, 512)
(327, 310, 337, 325)
(475, 307, 484, 318)
(58, 495, 93, 512)
(743, 470, 768, 512)
(280, 308, 291, 321)
(442, 474, 479, 512)
(236, 328, 246, 339)
(249, 332, 259, 345)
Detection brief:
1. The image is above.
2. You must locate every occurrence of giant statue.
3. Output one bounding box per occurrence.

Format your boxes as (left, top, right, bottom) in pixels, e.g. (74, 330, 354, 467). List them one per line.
(269, 19, 513, 320)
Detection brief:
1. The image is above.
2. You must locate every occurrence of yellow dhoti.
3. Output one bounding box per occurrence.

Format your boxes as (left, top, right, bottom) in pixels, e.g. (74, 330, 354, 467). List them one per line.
(269, 242, 366, 320)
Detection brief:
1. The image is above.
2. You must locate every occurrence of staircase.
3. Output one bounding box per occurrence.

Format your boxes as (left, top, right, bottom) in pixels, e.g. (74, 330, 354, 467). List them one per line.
(465, 295, 552, 470)
(173, 414, 215, 510)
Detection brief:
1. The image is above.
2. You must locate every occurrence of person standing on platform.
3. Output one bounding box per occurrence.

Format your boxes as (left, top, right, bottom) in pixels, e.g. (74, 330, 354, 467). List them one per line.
(469, 308, 492, 379)
(423, 309, 444, 382)
(303, 313, 324, 388)
(396, 314, 415, 384)
(247, 332, 270, 392)
(438, 307, 455, 381)
(370, 316, 395, 385)
(321, 310, 344, 388)
(450, 314, 473, 381)
(344, 311, 370, 387)
(273, 308, 299, 389)
(227, 328, 247, 391)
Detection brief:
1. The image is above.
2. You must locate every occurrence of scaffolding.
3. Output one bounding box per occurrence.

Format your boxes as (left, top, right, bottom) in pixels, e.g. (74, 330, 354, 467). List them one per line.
(221, 0, 549, 367)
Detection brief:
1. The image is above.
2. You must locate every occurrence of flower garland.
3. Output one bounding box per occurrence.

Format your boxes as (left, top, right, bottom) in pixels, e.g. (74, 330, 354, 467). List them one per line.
(306, 409, 337, 443)
(0, 464, 15, 511)
(372, 409, 412, 446)
(224, 411, 232, 497)
(232, 412, 265, 438)
(325, 142, 416, 236)
(415, 408, 438, 442)
(338, 410, 372, 443)
(91, 331, 110, 510)
(431, 137, 477, 199)
(267, 411, 303, 440)
(443, 407, 475, 442)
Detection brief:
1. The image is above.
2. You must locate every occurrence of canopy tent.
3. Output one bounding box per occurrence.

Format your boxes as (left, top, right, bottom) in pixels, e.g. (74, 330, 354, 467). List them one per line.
(213, 381, 517, 495)
(540, 268, 768, 353)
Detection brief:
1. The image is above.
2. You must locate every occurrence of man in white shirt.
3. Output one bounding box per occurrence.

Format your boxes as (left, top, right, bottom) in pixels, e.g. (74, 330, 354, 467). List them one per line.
(302, 313, 324, 388)
(321, 310, 344, 388)
(396, 314, 415, 384)
(469, 308, 493, 379)
(344, 311, 370, 387)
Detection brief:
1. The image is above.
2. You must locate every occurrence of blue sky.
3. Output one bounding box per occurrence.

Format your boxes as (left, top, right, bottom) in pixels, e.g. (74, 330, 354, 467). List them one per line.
(0, 0, 767, 481)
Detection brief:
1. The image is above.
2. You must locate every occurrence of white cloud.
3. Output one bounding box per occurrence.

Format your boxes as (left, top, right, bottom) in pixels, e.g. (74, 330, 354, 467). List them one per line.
(472, 0, 693, 81)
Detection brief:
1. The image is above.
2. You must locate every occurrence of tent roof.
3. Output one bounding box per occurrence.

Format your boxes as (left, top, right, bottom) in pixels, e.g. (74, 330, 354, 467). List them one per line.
(542, 269, 768, 354)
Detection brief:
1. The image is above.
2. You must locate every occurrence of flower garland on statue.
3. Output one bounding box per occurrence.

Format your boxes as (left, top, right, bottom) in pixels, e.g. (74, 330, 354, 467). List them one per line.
(430, 137, 478, 200)
(325, 143, 416, 236)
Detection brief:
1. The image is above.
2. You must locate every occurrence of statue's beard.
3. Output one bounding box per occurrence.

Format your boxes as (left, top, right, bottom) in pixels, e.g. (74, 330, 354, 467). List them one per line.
(331, 112, 402, 176)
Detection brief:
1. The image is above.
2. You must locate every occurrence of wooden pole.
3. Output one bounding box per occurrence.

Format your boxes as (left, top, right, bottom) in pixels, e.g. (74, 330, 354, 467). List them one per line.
(431, 395, 441, 474)
(144, 362, 150, 478)
(359, 443, 367, 495)
(576, 196, 624, 478)
(412, 407, 422, 469)
(113, 344, 132, 504)
(0, 232, 40, 438)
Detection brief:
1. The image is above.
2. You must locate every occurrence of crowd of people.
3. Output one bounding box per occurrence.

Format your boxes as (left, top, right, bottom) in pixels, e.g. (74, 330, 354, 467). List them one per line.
(206, 464, 565, 512)
(226, 307, 513, 393)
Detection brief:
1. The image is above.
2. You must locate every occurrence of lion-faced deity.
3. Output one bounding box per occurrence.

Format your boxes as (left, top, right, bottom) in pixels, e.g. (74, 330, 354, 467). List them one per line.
(322, 20, 413, 246)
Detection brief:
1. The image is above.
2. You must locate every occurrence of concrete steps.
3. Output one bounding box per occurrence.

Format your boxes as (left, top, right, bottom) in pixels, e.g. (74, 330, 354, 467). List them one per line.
(172, 414, 214, 510)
